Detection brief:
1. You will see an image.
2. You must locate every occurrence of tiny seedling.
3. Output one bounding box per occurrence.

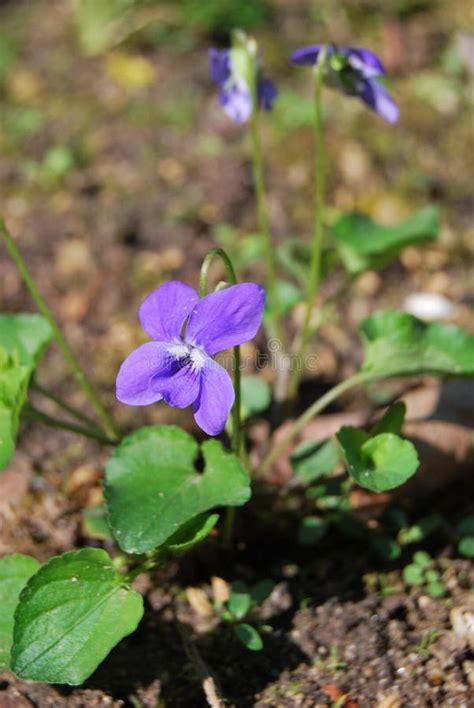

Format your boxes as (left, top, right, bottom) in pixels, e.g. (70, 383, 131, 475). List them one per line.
(403, 551, 446, 598)
(416, 629, 442, 657)
(216, 579, 275, 651)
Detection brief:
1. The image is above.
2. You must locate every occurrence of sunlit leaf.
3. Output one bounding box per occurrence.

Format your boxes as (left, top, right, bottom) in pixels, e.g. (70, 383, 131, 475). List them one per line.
(337, 427, 419, 492)
(0, 314, 52, 365)
(0, 314, 52, 471)
(332, 207, 439, 275)
(104, 426, 250, 553)
(360, 310, 474, 379)
(11, 549, 143, 684)
(403, 563, 424, 585)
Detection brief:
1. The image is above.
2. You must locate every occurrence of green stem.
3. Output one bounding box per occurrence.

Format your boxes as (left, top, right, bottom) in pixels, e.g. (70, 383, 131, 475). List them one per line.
(258, 372, 367, 476)
(288, 47, 327, 400)
(125, 550, 165, 583)
(23, 403, 117, 446)
(0, 220, 120, 441)
(248, 62, 285, 349)
(199, 248, 242, 544)
(31, 380, 101, 430)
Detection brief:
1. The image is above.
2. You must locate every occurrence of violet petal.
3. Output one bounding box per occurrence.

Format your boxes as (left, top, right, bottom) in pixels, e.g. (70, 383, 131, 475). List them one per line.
(219, 83, 253, 123)
(347, 47, 386, 77)
(356, 77, 399, 123)
(139, 280, 199, 342)
(258, 77, 278, 110)
(159, 360, 201, 409)
(290, 44, 324, 65)
(186, 283, 265, 355)
(209, 47, 231, 84)
(116, 341, 172, 406)
(193, 358, 235, 435)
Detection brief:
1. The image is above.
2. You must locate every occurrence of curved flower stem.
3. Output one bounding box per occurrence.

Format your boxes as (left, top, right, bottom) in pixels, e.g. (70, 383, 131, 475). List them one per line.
(0, 220, 120, 442)
(248, 59, 286, 352)
(23, 403, 118, 446)
(199, 248, 242, 543)
(288, 47, 327, 400)
(258, 372, 368, 476)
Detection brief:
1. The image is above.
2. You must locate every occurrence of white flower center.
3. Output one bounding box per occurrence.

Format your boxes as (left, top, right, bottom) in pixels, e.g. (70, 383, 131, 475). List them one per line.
(167, 342, 189, 359)
(167, 340, 207, 373)
(189, 347, 207, 372)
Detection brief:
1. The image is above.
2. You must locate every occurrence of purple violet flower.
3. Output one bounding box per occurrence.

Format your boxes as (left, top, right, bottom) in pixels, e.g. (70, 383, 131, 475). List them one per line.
(116, 280, 265, 435)
(209, 47, 278, 124)
(291, 44, 399, 124)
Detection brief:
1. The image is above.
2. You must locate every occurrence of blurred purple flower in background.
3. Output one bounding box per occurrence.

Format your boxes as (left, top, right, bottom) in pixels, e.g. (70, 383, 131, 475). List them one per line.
(291, 44, 399, 124)
(116, 280, 265, 435)
(209, 47, 278, 123)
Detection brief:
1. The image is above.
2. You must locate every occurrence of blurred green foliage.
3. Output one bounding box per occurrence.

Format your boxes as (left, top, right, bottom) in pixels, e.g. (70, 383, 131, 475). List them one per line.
(0, 32, 18, 86)
(179, 0, 272, 34)
(74, 0, 272, 55)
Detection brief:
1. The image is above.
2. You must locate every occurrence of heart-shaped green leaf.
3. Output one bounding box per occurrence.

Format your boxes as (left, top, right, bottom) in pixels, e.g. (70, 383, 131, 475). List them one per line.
(11, 548, 143, 685)
(332, 206, 439, 275)
(104, 426, 251, 554)
(0, 554, 40, 669)
(360, 310, 474, 379)
(337, 427, 419, 492)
